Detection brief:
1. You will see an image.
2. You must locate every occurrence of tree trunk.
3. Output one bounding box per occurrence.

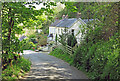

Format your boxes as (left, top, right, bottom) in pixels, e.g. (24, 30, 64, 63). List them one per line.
(8, 8, 14, 51)
(7, 8, 14, 67)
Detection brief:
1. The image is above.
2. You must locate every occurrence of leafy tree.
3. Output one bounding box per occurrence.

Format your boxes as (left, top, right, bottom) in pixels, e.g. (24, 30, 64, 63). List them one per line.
(55, 2, 119, 79)
(55, 34, 57, 45)
(2, 2, 56, 68)
(55, 2, 78, 19)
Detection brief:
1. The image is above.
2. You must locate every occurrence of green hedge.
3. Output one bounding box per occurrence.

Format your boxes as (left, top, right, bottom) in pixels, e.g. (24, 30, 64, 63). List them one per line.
(49, 33, 120, 80)
(73, 33, 120, 80)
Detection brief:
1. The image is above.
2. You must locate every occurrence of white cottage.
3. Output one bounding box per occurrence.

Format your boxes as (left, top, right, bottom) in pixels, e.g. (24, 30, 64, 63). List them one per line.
(48, 17, 95, 44)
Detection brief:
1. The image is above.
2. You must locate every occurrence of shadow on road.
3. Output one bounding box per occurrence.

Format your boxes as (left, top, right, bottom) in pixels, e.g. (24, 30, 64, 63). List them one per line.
(21, 50, 88, 80)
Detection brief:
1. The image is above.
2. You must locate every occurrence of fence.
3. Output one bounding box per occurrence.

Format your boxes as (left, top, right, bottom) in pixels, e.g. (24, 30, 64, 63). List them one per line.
(58, 44, 76, 56)
(49, 42, 77, 55)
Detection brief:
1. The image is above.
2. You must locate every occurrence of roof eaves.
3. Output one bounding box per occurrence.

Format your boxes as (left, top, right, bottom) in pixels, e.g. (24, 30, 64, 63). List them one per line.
(78, 18, 87, 25)
(68, 19, 78, 29)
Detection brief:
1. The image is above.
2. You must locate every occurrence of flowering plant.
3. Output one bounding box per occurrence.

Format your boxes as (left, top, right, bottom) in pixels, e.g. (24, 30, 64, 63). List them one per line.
(33, 47, 35, 50)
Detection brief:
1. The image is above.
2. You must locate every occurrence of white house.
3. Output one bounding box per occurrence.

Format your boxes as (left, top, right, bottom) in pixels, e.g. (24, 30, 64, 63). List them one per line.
(48, 17, 95, 44)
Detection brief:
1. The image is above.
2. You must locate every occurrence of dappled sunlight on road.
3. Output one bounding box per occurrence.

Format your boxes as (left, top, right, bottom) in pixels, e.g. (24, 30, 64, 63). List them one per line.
(23, 62, 72, 79)
(21, 50, 88, 80)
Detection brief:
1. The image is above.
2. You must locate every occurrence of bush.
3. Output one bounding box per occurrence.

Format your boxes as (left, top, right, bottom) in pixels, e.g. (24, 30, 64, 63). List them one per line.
(67, 34, 77, 47)
(58, 33, 67, 46)
(2, 56, 31, 80)
(37, 34, 47, 46)
(49, 48, 74, 65)
(73, 32, 120, 79)
(55, 34, 58, 45)
(49, 28, 119, 80)
(16, 57, 31, 72)
(28, 33, 36, 39)
(21, 38, 35, 50)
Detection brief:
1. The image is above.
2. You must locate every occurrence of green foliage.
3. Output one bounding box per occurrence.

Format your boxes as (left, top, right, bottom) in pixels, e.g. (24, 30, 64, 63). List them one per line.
(58, 33, 67, 46)
(58, 32, 77, 47)
(28, 33, 36, 39)
(16, 57, 31, 72)
(50, 32, 120, 80)
(2, 56, 31, 80)
(37, 34, 47, 46)
(49, 48, 74, 65)
(55, 34, 58, 45)
(25, 42, 35, 50)
(2, 2, 56, 67)
(2, 2, 56, 80)
(18, 38, 35, 50)
(55, 2, 78, 19)
(73, 32, 120, 79)
(49, 2, 119, 80)
(67, 34, 77, 47)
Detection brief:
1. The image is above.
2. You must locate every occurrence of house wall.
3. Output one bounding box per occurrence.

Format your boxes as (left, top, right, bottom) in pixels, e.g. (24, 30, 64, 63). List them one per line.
(49, 26, 65, 41)
(49, 26, 55, 41)
(68, 20, 83, 44)
(49, 18, 87, 44)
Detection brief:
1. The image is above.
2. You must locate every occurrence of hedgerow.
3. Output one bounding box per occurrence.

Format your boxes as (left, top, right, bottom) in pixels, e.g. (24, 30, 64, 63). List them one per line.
(73, 32, 120, 80)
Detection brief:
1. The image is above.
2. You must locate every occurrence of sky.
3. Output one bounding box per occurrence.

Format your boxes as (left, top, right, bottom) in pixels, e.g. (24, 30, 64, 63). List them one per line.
(25, 2, 65, 10)
(25, 3, 45, 10)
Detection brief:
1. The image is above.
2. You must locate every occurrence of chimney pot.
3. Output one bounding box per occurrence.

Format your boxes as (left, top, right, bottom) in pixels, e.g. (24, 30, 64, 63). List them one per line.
(62, 15, 65, 19)
(65, 14, 68, 19)
(77, 12, 81, 18)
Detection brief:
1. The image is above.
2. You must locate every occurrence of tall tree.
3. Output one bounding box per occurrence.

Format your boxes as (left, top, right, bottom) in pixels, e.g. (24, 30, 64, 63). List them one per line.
(2, 2, 56, 68)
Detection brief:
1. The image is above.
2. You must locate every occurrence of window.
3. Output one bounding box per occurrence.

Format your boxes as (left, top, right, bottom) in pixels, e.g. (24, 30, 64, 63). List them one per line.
(50, 33, 53, 37)
(64, 28, 67, 32)
(72, 29, 74, 35)
(58, 28, 60, 34)
(61, 29, 64, 33)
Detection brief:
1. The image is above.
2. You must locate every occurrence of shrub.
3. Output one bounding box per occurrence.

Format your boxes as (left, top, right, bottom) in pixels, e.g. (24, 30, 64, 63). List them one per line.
(16, 57, 31, 72)
(28, 33, 36, 39)
(21, 38, 35, 50)
(73, 32, 120, 79)
(2, 56, 31, 80)
(55, 34, 58, 45)
(49, 48, 74, 65)
(67, 34, 77, 47)
(37, 34, 47, 46)
(58, 33, 67, 46)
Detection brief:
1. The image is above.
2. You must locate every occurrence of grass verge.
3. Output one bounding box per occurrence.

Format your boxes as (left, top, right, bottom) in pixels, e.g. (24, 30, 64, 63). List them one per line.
(2, 56, 31, 81)
(49, 48, 74, 65)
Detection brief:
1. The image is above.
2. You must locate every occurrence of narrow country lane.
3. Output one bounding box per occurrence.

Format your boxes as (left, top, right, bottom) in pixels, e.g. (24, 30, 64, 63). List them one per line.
(21, 50, 88, 80)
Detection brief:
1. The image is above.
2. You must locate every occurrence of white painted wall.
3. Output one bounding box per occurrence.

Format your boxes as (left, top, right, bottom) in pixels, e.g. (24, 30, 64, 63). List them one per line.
(49, 26, 65, 41)
(49, 19, 87, 44)
(68, 20, 83, 44)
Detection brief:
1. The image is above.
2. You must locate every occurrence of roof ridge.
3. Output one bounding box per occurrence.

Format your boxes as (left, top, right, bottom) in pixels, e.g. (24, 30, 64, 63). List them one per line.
(50, 18, 78, 27)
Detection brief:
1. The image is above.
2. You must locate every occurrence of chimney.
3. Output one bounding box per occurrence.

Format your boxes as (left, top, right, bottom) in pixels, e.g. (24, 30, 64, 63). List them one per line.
(65, 14, 68, 19)
(77, 12, 81, 19)
(62, 15, 65, 19)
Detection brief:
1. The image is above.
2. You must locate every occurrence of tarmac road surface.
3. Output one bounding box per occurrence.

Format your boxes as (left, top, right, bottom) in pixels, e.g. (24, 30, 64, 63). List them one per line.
(21, 50, 88, 80)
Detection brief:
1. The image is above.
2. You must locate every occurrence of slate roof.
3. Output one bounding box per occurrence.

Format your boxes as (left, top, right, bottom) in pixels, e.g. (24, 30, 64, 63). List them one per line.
(50, 19, 60, 27)
(50, 18, 77, 28)
(50, 18, 95, 28)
